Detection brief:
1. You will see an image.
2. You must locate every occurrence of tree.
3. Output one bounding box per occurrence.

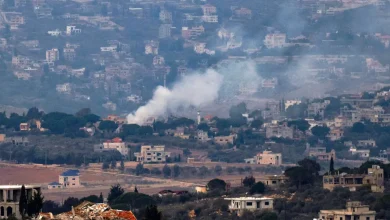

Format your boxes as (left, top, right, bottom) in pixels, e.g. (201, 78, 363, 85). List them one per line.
(110, 160, 117, 169)
(330, 157, 335, 173)
(101, 5, 108, 16)
(207, 178, 226, 191)
(121, 124, 141, 136)
(352, 122, 365, 133)
(197, 123, 210, 132)
(119, 160, 125, 172)
(183, 148, 191, 157)
(102, 161, 109, 170)
(249, 182, 265, 194)
(162, 164, 171, 178)
(27, 191, 44, 217)
(107, 184, 124, 204)
(83, 114, 100, 123)
(173, 164, 180, 177)
(243, 176, 256, 187)
(284, 166, 314, 188)
(143, 205, 162, 220)
(98, 121, 118, 132)
(214, 165, 222, 175)
(26, 107, 42, 120)
(288, 119, 310, 132)
(311, 125, 330, 138)
(134, 186, 139, 193)
(19, 185, 27, 219)
(138, 126, 153, 135)
(298, 158, 321, 176)
(99, 193, 104, 203)
(250, 119, 263, 129)
(135, 163, 144, 176)
(75, 108, 91, 117)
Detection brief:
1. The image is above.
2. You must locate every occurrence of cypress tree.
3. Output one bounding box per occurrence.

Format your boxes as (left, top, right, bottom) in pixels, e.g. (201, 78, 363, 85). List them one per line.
(19, 185, 27, 219)
(134, 186, 139, 193)
(330, 157, 335, 174)
(99, 192, 104, 203)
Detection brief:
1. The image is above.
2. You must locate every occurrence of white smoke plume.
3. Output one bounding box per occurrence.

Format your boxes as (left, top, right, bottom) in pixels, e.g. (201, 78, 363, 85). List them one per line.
(127, 60, 260, 125)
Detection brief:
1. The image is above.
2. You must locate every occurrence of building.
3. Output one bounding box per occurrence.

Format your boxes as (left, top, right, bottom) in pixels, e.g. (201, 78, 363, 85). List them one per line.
(306, 144, 336, 161)
(349, 147, 370, 158)
(323, 165, 384, 192)
(159, 10, 172, 23)
(100, 46, 117, 52)
(194, 42, 206, 54)
(19, 123, 30, 131)
(63, 48, 76, 61)
(307, 100, 330, 118)
(158, 24, 172, 39)
(153, 55, 165, 66)
(262, 175, 288, 187)
(202, 15, 218, 23)
(265, 122, 294, 139)
(224, 197, 273, 216)
(214, 135, 235, 145)
(233, 7, 252, 19)
(264, 33, 286, 48)
(0, 185, 41, 219)
(145, 40, 159, 55)
(327, 127, 344, 141)
(284, 99, 301, 110)
(318, 201, 375, 220)
(256, 150, 282, 165)
(58, 170, 81, 188)
(196, 130, 210, 142)
(201, 4, 217, 15)
(357, 140, 376, 148)
(181, 26, 205, 39)
(66, 25, 81, 36)
(102, 137, 129, 156)
(46, 48, 59, 63)
(134, 145, 171, 163)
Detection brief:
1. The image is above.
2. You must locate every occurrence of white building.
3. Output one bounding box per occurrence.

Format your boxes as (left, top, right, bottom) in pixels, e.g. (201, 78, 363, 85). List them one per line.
(158, 24, 172, 39)
(264, 33, 286, 49)
(194, 42, 206, 54)
(102, 137, 129, 156)
(202, 15, 218, 23)
(349, 147, 370, 158)
(49, 169, 81, 189)
(66, 25, 81, 36)
(196, 130, 210, 142)
(46, 48, 59, 63)
(0, 185, 41, 219)
(224, 197, 274, 216)
(134, 145, 171, 163)
(100, 46, 117, 52)
(47, 29, 62, 37)
(56, 83, 72, 94)
(285, 100, 301, 110)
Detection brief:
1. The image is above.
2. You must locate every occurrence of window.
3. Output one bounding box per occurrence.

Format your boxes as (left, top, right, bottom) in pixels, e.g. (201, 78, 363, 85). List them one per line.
(265, 202, 269, 206)
(340, 217, 343, 220)
(366, 218, 370, 220)
(72, 178, 75, 180)
(246, 202, 252, 206)
(72, 183, 75, 185)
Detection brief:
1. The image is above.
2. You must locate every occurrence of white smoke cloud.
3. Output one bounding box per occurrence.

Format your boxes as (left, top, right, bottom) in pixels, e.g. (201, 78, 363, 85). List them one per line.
(127, 60, 260, 125)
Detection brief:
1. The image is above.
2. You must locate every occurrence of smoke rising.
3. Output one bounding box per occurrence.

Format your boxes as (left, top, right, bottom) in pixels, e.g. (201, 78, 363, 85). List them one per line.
(127, 60, 260, 125)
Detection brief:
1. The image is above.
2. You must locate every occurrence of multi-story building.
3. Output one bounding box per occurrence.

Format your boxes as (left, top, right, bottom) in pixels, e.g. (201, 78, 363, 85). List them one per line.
(134, 145, 171, 163)
(181, 26, 205, 39)
(327, 127, 344, 141)
(264, 33, 286, 48)
(66, 25, 81, 36)
(158, 24, 172, 39)
(284, 99, 301, 110)
(201, 4, 217, 16)
(46, 48, 59, 63)
(261, 175, 288, 187)
(357, 139, 376, 148)
(49, 170, 80, 189)
(196, 130, 210, 142)
(318, 201, 375, 220)
(265, 122, 294, 139)
(0, 185, 41, 219)
(159, 10, 172, 23)
(349, 147, 370, 158)
(102, 137, 129, 156)
(323, 165, 384, 192)
(63, 48, 76, 61)
(224, 197, 273, 216)
(202, 15, 218, 23)
(307, 100, 330, 118)
(305, 144, 336, 161)
(153, 55, 165, 66)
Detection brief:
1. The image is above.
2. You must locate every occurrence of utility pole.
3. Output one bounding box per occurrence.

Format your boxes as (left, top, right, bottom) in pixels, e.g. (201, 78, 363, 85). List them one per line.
(45, 151, 47, 167)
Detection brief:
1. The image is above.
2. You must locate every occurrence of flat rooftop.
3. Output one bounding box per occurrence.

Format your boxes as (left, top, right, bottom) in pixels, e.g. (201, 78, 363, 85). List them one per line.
(0, 185, 41, 190)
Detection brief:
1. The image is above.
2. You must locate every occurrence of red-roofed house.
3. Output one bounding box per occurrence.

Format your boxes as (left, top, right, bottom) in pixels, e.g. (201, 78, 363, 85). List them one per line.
(103, 137, 129, 156)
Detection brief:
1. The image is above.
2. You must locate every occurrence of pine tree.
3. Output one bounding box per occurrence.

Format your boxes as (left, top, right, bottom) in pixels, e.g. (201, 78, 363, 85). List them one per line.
(19, 185, 27, 219)
(330, 157, 335, 174)
(134, 186, 138, 193)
